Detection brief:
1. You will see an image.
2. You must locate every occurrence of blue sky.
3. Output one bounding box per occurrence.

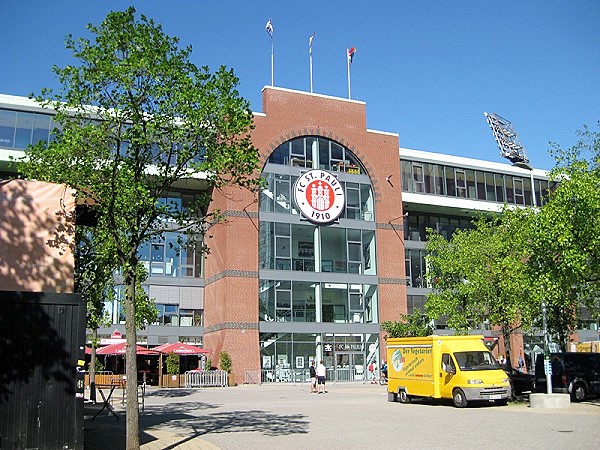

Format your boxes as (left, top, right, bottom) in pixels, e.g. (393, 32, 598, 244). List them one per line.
(2, 1, 598, 170)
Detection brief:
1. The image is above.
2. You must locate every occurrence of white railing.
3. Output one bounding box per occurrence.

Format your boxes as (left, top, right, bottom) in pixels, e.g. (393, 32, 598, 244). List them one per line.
(184, 370, 228, 388)
(244, 368, 366, 384)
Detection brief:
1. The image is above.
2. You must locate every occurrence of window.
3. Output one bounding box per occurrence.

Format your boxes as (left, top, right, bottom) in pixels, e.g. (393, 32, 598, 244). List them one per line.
(485, 172, 496, 201)
(455, 169, 467, 198)
(513, 177, 525, 205)
(442, 353, 455, 373)
(268, 136, 364, 174)
(413, 164, 425, 193)
(138, 232, 197, 277)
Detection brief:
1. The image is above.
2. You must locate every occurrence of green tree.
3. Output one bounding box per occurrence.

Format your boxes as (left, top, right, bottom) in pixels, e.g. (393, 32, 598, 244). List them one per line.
(165, 353, 180, 375)
(527, 124, 600, 349)
(219, 351, 232, 373)
(75, 227, 157, 397)
(75, 227, 115, 399)
(381, 309, 433, 338)
(425, 209, 538, 365)
(20, 8, 259, 449)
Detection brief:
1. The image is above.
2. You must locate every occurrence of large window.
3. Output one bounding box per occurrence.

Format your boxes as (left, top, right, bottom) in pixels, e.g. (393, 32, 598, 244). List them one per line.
(0, 108, 57, 149)
(138, 231, 199, 277)
(259, 136, 378, 326)
(268, 136, 364, 174)
(400, 159, 548, 207)
(260, 221, 376, 275)
(260, 280, 377, 324)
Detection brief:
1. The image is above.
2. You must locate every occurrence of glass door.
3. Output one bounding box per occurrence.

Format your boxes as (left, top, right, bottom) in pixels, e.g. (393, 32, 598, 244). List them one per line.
(335, 352, 365, 382)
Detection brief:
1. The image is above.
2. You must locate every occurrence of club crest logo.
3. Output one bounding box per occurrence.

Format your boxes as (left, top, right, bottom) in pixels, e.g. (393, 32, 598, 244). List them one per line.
(293, 170, 345, 224)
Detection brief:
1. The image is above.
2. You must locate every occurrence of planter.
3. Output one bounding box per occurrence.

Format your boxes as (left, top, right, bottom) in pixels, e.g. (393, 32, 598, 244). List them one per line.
(161, 374, 182, 388)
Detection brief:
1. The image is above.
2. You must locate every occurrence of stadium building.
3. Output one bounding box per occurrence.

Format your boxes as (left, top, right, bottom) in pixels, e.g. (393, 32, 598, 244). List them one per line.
(4, 86, 581, 383)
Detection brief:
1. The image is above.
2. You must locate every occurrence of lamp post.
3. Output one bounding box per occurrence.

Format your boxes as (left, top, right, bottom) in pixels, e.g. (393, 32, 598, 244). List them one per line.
(541, 299, 552, 394)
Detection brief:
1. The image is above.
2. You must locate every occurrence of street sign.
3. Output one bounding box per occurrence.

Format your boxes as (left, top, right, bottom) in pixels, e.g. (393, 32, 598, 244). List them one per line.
(544, 359, 552, 376)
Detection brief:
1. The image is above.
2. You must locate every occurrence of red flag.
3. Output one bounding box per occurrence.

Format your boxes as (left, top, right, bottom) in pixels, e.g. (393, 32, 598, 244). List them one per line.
(347, 47, 356, 63)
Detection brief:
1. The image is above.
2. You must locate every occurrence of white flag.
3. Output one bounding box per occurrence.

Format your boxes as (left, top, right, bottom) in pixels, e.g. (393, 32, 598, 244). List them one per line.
(265, 19, 273, 38)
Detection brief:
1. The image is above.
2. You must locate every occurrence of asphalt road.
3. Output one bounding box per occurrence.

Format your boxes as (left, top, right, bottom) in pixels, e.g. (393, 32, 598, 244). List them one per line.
(84, 382, 600, 449)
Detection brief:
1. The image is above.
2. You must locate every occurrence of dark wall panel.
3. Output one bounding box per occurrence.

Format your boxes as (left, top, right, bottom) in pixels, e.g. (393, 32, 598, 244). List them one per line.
(0, 291, 85, 450)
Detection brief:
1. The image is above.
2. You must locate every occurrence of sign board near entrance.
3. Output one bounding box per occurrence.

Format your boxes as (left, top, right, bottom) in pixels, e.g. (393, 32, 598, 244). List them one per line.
(335, 343, 363, 352)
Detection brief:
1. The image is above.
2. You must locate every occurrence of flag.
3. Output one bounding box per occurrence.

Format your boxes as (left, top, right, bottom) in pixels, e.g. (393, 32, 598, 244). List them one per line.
(309, 32, 315, 55)
(265, 19, 273, 38)
(348, 47, 356, 63)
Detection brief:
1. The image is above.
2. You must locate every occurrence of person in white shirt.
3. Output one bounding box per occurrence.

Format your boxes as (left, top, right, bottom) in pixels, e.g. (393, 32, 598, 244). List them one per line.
(316, 360, 327, 393)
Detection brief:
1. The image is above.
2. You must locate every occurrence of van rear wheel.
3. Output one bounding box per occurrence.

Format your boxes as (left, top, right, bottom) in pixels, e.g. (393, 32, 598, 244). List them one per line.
(452, 388, 468, 408)
(399, 390, 411, 404)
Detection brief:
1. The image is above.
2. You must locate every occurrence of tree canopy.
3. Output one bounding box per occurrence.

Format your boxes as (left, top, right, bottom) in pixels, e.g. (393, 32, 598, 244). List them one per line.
(381, 309, 434, 338)
(425, 209, 538, 362)
(423, 123, 600, 355)
(526, 124, 600, 348)
(20, 7, 260, 449)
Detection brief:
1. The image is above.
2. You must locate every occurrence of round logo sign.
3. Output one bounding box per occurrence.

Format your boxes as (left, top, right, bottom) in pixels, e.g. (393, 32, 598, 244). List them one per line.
(293, 170, 345, 224)
(392, 349, 404, 372)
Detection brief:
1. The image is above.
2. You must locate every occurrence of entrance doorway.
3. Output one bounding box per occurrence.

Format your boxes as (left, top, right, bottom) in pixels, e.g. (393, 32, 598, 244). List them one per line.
(335, 352, 365, 382)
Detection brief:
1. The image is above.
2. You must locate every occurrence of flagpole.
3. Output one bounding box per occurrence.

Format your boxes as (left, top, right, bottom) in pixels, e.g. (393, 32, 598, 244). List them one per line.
(347, 48, 351, 99)
(266, 19, 274, 86)
(309, 33, 314, 93)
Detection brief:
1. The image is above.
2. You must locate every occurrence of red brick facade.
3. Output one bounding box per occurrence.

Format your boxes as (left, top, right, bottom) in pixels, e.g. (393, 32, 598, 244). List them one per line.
(203, 87, 406, 381)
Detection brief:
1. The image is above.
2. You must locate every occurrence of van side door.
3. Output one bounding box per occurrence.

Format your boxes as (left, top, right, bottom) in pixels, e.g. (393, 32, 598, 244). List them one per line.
(440, 353, 456, 399)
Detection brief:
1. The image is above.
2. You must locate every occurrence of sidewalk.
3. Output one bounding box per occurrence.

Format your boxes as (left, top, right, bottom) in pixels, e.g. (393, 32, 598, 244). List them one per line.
(84, 387, 221, 450)
(84, 383, 600, 450)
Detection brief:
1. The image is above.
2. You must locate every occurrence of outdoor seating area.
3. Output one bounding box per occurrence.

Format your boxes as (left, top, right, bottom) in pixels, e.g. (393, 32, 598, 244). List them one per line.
(84, 341, 210, 389)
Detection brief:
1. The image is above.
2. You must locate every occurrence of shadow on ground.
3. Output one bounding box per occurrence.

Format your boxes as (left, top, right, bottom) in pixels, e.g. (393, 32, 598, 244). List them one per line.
(84, 401, 309, 449)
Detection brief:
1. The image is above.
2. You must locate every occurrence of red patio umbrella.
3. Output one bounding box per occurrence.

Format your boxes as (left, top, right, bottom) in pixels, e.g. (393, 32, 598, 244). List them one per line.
(153, 342, 210, 387)
(97, 342, 159, 355)
(153, 342, 210, 355)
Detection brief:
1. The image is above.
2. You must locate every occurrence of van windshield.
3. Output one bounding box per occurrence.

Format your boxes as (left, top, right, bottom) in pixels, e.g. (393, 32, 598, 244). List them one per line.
(454, 351, 500, 371)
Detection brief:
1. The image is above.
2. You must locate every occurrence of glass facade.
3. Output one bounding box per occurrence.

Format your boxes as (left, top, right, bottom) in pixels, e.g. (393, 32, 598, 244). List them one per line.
(259, 136, 380, 380)
(401, 159, 551, 207)
(260, 332, 379, 383)
(0, 108, 58, 149)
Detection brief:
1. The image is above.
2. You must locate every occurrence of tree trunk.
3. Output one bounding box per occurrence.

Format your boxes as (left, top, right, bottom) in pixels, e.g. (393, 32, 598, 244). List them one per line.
(125, 272, 140, 449)
(90, 329, 97, 402)
(501, 323, 512, 370)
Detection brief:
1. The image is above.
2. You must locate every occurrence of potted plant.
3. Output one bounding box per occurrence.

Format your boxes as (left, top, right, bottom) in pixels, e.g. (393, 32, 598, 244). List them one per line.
(219, 351, 234, 386)
(165, 353, 180, 387)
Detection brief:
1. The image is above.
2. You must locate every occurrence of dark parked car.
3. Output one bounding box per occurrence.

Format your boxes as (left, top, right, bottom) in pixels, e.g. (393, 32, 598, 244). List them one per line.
(534, 352, 600, 401)
(506, 368, 535, 397)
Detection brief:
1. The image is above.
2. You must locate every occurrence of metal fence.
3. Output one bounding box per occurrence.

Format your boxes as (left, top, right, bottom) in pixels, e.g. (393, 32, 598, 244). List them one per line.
(244, 368, 367, 384)
(184, 370, 228, 388)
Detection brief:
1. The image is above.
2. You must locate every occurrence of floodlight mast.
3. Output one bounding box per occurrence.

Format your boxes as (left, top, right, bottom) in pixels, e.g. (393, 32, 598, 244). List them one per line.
(483, 111, 552, 395)
(483, 112, 529, 165)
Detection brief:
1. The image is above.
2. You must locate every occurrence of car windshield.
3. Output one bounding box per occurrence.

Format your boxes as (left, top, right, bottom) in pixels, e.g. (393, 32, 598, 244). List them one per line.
(454, 351, 500, 371)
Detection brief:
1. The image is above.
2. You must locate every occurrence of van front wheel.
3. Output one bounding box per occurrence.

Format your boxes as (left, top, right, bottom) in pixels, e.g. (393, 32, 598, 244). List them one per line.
(452, 389, 468, 408)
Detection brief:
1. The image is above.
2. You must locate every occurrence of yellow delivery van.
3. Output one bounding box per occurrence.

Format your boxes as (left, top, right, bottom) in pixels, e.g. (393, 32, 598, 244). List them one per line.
(386, 335, 511, 407)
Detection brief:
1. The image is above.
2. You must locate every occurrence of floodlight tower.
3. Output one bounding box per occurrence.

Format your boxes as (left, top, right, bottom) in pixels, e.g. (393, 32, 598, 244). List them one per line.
(484, 112, 536, 207)
(484, 111, 551, 394)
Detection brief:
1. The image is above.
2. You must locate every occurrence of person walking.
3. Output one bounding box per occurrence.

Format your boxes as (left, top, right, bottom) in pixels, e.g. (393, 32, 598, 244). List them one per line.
(316, 360, 327, 393)
(309, 360, 317, 393)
